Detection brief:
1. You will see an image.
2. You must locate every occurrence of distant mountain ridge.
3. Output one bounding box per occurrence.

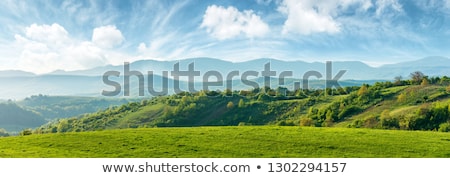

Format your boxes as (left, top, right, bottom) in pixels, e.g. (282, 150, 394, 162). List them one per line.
(0, 56, 449, 99)
(2, 56, 450, 79)
(0, 70, 35, 77)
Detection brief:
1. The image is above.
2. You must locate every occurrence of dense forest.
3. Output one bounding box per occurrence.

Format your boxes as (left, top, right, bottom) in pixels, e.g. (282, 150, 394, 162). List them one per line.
(33, 72, 450, 134)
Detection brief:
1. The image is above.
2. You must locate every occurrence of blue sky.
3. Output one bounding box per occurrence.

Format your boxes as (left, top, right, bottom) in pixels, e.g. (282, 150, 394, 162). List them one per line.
(1, 0, 450, 73)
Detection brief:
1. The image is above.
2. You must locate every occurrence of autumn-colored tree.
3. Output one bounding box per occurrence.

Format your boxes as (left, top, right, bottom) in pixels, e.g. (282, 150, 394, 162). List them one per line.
(357, 85, 368, 96)
(226, 101, 234, 109)
(420, 78, 429, 86)
(238, 99, 245, 108)
(397, 93, 406, 102)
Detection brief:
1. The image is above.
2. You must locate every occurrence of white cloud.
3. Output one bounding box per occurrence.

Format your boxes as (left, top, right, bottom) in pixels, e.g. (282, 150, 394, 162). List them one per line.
(13, 23, 128, 74)
(375, 0, 403, 17)
(279, 0, 340, 35)
(200, 5, 270, 40)
(25, 23, 69, 45)
(138, 43, 147, 53)
(278, 0, 374, 35)
(92, 25, 124, 48)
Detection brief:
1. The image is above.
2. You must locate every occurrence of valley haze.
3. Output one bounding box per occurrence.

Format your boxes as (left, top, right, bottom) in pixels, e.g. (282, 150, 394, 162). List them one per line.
(1, 56, 450, 100)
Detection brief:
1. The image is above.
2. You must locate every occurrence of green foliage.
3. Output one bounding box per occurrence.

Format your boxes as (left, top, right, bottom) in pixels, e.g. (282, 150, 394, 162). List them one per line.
(338, 106, 363, 120)
(32, 82, 450, 133)
(238, 99, 245, 108)
(300, 117, 314, 126)
(438, 122, 450, 132)
(18, 95, 135, 120)
(276, 120, 296, 126)
(379, 110, 399, 129)
(410, 71, 425, 85)
(19, 128, 32, 136)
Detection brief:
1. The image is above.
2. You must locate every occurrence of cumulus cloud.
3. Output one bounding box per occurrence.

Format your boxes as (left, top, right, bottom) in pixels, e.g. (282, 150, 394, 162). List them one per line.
(14, 23, 127, 74)
(92, 25, 124, 48)
(25, 23, 70, 45)
(278, 0, 341, 35)
(277, 0, 406, 35)
(200, 5, 269, 40)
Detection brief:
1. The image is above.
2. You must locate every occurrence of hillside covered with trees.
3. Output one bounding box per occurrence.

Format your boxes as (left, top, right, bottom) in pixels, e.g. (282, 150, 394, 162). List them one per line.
(35, 72, 450, 134)
(0, 102, 46, 133)
(0, 96, 137, 133)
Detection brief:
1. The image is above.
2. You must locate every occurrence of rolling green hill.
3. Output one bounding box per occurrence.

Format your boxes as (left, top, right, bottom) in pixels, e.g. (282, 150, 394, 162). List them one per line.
(18, 95, 138, 120)
(2, 78, 450, 158)
(35, 81, 450, 133)
(1, 126, 449, 158)
(0, 95, 138, 133)
(0, 103, 46, 132)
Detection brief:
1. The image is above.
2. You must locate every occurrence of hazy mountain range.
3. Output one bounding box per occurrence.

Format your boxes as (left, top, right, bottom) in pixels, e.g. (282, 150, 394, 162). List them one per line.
(1, 56, 449, 100)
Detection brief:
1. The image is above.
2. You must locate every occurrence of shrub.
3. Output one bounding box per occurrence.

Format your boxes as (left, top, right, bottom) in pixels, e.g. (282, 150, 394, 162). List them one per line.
(338, 106, 363, 120)
(238, 122, 247, 126)
(438, 123, 450, 132)
(20, 129, 33, 136)
(363, 115, 379, 128)
(277, 120, 295, 126)
(299, 117, 313, 127)
(380, 110, 399, 129)
(226, 101, 234, 109)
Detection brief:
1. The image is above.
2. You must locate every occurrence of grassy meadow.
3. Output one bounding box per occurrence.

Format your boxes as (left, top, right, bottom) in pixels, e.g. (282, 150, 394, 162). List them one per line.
(1, 126, 449, 158)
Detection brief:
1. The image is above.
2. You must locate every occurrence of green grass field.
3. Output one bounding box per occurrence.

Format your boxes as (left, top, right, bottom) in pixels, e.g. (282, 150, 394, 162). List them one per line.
(1, 126, 449, 158)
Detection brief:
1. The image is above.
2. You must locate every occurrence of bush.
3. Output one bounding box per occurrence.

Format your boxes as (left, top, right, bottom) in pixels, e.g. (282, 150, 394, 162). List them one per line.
(439, 123, 450, 132)
(238, 122, 253, 126)
(338, 106, 363, 120)
(20, 129, 33, 136)
(299, 117, 314, 126)
(380, 110, 399, 129)
(349, 119, 363, 128)
(363, 115, 379, 128)
(277, 120, 295, 126)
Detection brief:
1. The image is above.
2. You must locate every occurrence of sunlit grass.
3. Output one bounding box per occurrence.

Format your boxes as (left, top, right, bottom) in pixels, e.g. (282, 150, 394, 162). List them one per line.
(1, 126, 449, 158)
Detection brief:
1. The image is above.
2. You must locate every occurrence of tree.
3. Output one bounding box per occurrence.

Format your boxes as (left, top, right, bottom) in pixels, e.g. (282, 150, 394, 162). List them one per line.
(238, 99, 245, 108)
(380, 110, 398, 128)
(300, 117, 313, 126)
(420, 78, 429, 86)
(397, 93, 406, 102)
(394, 76, 403, 86)
(20, 128, 33, 136)
(323, 110, 334, 127)
(357, 85, 368, 96)
(410, 71, 425, 85)
(57, 119, 70, 133)
(226, 101, 234, 109)
(223, 89, 233, 96)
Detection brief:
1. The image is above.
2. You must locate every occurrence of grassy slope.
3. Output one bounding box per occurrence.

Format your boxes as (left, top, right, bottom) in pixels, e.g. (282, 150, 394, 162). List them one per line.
(1, 126, 449, 158)
(336, 85, 450, 127)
